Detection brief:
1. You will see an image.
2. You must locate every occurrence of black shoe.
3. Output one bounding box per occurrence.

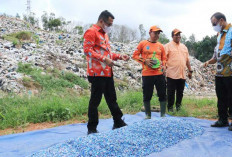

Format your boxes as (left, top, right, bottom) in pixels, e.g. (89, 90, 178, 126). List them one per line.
(228, 115, 232, 120)
(168, 108, 173, 112)
(87, 129, 99, 135)
(228, 125, 232, 131)
(176, 106, 181, 112)
(176, 103, 181, 111)
(211, 120, 229, 127)
(112, 120, 127, 130)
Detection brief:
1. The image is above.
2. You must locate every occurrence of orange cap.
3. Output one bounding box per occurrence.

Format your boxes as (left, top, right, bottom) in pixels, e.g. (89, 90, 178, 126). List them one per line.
(172, 28, 182, 35)
(150, 25, 163, 32)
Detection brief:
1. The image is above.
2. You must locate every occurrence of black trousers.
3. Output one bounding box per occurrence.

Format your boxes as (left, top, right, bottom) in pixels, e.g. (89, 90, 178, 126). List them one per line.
(142, 75, 166, 102)
(87, 76, 123, 130)
(167, 77, 185, 110)
(215, 76, 232, 122)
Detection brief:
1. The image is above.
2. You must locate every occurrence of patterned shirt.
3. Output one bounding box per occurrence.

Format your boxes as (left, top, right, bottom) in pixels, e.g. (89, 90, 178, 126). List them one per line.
(213, 23, 232, 77)
(132, 40, 166, 76)
(83, 24, 121, 77)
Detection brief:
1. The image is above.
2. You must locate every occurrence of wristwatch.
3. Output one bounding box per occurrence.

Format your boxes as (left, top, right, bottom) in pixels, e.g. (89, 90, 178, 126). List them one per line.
(189, 70, 193, 73)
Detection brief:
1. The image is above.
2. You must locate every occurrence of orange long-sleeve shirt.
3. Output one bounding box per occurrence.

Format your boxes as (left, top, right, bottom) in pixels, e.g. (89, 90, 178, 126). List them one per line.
(132, 40, 166, 76)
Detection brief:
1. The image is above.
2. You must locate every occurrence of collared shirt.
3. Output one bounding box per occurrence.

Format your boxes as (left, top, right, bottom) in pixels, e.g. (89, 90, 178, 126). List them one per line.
(83, 24, 121, 77)
(164, 41, 190, 79)
(213, 23, 232, 77)
(132, 40, 166, 76)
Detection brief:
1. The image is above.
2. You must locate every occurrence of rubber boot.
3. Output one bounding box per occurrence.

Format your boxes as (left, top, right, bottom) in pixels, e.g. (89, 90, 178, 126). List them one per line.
(176, 103, 181, 112)
(144, 101, 151, 119)
(160, 101, 166, 117)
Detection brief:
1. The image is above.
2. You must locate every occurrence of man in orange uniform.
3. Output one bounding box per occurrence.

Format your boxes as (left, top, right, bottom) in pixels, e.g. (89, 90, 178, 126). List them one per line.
(133, 25, 167, 118)
(164, 29, 193, 112)
(83, 10, 129, 135)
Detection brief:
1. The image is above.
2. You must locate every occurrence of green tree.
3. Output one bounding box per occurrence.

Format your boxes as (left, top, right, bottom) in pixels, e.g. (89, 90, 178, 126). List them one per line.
(139, 24, 146, 41)
(48, 19, 61, 31)
(185, 34, 197, 56)
(189, 34, 196, 43)
(41, 12, 62, 31)
(180, 34, 187, 44)
(28, 15, 36, 26)
(75, 26, 83, 35)
(108, 24, 138, 42)
(23, 13, 38, 26)
(16, 13, 20, 19)
(58, 17, 66, 31)
(158, 33, 169, 44)
(49, 13, 55, 21)
(23, 14, 28, 21)
(41, 11, 49, 30)
(194, 35, 217, 62)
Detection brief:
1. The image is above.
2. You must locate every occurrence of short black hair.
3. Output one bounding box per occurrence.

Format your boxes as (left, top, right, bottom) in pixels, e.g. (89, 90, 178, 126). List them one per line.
(98, 10, 114, 22)
(211, 12, 226, 21)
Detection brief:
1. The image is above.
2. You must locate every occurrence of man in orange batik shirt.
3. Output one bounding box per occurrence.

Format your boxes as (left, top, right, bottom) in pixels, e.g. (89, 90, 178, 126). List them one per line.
(83, 10, 129, 135)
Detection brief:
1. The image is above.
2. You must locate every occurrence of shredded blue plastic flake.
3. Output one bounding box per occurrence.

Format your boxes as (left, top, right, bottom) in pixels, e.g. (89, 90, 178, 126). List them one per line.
(30, 118, 204, 157)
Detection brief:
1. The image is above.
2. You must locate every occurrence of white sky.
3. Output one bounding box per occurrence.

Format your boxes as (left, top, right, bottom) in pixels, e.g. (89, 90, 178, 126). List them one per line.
(0, 0, 231, 41)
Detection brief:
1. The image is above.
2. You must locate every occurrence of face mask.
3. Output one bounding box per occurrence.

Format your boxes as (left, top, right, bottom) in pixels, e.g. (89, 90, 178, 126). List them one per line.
(103, 25, 111, 34)
(213, 23, 222, 32)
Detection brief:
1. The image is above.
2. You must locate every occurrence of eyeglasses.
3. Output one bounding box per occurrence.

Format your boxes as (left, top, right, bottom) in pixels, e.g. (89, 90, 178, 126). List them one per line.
(212, 21, 219, 26)
(103, 20, 112, 27)
(212, 18, 221, 26)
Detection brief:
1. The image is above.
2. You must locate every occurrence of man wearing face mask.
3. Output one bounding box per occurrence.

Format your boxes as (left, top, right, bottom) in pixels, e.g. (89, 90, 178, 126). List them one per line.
(83, 10, 130, 135)
(164, 29, 193, 112)
(204, 12, 232, 130)
(133, 25, 167, 118)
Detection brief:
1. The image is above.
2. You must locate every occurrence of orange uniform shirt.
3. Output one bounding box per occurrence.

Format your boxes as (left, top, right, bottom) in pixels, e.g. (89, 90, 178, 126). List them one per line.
(83, 24, 121, 77)
(132, 40, 166, 76)
(164, 41, 190, 79)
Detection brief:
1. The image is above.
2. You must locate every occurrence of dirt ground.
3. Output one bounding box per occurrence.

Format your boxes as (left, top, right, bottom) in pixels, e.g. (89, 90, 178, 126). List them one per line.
(0, 119, 87, 136)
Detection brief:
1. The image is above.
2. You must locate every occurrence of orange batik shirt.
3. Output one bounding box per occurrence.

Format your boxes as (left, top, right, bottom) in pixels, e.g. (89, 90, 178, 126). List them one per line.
(132, 40, 166, 76)
(83, 24, 121, 77)
(164, 41, 190, 79)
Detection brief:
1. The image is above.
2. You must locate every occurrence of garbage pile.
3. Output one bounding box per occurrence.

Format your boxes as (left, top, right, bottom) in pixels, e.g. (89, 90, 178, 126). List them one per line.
(0, 16, 216, 95)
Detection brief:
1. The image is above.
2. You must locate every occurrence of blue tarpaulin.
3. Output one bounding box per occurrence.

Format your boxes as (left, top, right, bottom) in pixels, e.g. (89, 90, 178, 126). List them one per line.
(0, 112, 232, 157)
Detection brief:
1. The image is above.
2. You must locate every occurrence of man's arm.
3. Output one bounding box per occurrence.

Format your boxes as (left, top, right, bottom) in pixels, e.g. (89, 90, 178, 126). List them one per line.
(186, 59, 192, 71)
(203, 49, 217, 67)
(161, 45, 167, 72)
(186, 59, 193, 79)
(185, 48, 193, 79)
(83, 30, 116, 67)
(104, 34, 121, 61)
(203, 58, 217, 67)
(132, 42, 145, 64)
(132, 42, 155, 68)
